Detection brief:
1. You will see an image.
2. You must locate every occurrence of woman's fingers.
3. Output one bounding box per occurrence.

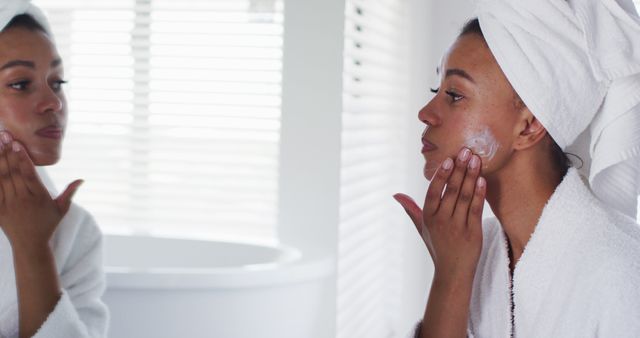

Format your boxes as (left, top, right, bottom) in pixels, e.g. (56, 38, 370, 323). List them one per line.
(423, 157, 454, 216)
(438, 148, 472, 217)
(0, 144, 5, 204)
(15, 142, 46, 195)
(6, 142, 29, 197)
(452, 154, 481, 222)
(393, 193, 435, 258)
(467, 176, 486, 231)
(0, 135, 17, 199)
(393, 193, 424, 235)
(55, 179, 83, 215)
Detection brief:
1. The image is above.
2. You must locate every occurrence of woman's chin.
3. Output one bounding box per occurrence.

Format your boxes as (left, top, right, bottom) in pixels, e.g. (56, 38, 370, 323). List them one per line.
(423, 163, 437, 181)
(28, 150, 61, 166)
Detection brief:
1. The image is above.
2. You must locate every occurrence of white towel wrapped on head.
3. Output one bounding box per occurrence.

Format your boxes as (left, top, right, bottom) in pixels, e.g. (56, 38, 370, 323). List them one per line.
(476, 0, 640, 219)
(0, 0, 51, 35)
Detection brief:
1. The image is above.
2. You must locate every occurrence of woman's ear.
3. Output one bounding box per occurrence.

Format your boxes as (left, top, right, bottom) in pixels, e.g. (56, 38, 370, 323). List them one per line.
(513, 107, 547, 150)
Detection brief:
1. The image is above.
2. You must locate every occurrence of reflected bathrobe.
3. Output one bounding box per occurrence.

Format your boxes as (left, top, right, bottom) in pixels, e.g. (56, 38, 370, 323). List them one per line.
(469, 168, 640, 337)
(413, 168, 640, 337)
(0, 173, 108, 338)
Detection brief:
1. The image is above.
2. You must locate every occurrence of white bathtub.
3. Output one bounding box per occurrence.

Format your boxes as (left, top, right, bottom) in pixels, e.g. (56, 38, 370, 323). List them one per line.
(103, 235, 335, 338)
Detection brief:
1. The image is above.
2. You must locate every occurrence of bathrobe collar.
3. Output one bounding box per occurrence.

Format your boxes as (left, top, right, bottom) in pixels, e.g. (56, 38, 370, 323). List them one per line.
(471, 167, 600, 336)
(511, 167, 590, 332)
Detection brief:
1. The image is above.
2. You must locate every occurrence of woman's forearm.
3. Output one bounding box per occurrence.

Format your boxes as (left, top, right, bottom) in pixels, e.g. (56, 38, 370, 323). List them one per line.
(12, 243, 61, 338)
(420, 274, 474, 338)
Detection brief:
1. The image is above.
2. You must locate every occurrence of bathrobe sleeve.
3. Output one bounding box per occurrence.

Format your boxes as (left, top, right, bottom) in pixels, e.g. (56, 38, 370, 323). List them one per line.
(32, 204, 109, 338)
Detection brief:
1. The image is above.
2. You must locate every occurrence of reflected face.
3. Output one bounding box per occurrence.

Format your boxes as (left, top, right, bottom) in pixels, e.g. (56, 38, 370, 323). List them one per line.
(418, 34, 520, 180)
(0, 27, 67, 166)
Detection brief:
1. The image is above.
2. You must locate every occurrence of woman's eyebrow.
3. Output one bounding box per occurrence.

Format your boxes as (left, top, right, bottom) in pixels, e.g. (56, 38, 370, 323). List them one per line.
(445, 68, 476, 83)
(0, 59, 62, 70)
(0, 60, 35, 70)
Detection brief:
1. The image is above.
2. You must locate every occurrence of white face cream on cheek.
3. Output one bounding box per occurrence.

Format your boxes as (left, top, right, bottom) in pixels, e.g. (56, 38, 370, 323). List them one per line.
(463, 127, 500, 163)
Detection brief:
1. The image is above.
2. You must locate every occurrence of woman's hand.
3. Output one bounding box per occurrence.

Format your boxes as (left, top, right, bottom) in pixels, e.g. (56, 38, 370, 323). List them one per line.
(395, 148, 487, 338)
(0, 131, 82, 252)
(394, 147, 486, 281)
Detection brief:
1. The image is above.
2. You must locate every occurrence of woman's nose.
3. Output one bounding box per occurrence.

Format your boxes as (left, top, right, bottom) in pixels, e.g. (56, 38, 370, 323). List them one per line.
(418, 99, 440, 127)
(37, 87, 63, 114)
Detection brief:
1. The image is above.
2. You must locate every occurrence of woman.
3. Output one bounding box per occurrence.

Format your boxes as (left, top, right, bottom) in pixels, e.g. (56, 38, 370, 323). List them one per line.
(0, 2, 108, 338)
(394, 0, 640, 337)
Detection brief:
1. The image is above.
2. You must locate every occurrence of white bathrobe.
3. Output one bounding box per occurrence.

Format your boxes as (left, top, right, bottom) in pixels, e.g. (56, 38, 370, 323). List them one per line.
(0, 175, 109, 338)
(469, 168, 640, 337)
(413, 168, 640, 337)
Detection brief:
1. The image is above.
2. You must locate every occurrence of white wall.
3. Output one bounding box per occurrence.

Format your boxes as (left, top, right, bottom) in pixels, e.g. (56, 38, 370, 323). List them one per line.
(278, 1, 346, 337)
(432, 0, 476, 53)
(278, 0, 345, 259)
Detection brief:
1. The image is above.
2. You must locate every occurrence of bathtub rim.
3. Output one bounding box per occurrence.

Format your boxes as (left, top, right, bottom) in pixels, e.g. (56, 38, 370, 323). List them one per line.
(104, 235, 335, 290)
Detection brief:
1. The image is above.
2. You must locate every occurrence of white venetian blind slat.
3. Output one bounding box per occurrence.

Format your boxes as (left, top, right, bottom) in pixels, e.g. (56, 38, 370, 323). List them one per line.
(634, 0, 640, 223)
(34, 0, 284, 243)
(337, 0, 409, 337)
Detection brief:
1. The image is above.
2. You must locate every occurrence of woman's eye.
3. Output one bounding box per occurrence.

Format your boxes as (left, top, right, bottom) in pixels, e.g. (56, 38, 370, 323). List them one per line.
(445, 90, 463, 102)
(52, 80, 68, 91)
(430, 87, 439, 94)
(9, 81, 30, 91)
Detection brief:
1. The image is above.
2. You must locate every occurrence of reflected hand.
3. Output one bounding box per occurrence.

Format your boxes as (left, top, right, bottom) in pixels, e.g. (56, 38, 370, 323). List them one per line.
(0, 131, 82, 252)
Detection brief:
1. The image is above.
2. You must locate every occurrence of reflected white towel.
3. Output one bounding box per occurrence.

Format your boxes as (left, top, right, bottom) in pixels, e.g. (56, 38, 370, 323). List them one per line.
(476, 0, 640, 219)
(0, 0, 51, 34)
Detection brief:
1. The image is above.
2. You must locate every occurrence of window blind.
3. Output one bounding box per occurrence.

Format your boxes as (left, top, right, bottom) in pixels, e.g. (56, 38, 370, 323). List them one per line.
(637, 0, 640, 223)
(34, 0, 284, 243)
(337, 0, 409, 337)
(634, 0, 640, 222)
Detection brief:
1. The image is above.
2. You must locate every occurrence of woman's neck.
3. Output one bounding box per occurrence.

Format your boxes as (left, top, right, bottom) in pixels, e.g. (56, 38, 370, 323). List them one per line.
(485, 154, 564, 271)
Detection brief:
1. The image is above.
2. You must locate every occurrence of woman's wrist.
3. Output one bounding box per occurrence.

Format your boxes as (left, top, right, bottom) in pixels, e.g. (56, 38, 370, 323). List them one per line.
(419, 271, 474, 338)
(12, 241, 62, 338)
(433, 267, 476, 288)
(11, 238, 53, 263)
(429, 275, 474, 305)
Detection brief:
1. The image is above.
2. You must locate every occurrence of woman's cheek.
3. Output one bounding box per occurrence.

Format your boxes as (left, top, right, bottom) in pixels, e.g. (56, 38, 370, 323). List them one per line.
(463, 126, 500, 168)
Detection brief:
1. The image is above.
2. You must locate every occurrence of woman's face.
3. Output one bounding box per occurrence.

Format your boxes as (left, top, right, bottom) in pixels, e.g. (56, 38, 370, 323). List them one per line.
(419, 33, 521, 180)
(0, 27, 66, 166)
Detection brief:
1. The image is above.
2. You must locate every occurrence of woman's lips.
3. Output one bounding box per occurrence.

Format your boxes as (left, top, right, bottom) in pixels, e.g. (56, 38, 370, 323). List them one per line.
(36, 126, 63, 140)
(421, 138, 438, 153)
